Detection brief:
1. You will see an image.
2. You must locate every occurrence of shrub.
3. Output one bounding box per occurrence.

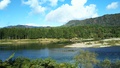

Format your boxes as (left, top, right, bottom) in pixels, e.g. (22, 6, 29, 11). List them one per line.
(74, 50, 99, 68)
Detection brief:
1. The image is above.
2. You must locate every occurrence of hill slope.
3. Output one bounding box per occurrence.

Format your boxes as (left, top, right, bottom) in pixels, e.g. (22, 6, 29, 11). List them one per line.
(4, 25, 51, 28)
(6, 25, 37, 28)
(65, 13, 120, 26)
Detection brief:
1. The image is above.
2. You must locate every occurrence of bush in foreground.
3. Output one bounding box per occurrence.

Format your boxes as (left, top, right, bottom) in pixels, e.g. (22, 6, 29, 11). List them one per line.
(0, 57, 76, 68)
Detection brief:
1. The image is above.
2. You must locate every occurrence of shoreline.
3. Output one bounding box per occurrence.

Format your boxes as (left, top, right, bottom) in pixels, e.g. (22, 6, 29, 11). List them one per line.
(0, 38, 120, 47)
(64, 38, 120, 48)
(64, 43, 112, 48)
(0, 38, 68, 45)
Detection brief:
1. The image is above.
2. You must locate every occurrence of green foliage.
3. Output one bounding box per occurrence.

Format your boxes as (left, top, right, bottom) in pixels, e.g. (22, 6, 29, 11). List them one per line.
(74, 50, 99, 68)
(100, 59, 111, 68)
(58, 63, 76, 68)
(0, 57, 76, 68)
(112, 59, 120, 68)
(6, 53, 15, 62)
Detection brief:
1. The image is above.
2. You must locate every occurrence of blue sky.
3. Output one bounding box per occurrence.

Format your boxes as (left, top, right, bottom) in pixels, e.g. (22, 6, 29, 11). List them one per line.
(0, 0, 120, 27)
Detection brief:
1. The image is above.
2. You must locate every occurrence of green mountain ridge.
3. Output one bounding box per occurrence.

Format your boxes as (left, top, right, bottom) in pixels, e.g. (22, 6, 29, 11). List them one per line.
(64, 13, 120, 26)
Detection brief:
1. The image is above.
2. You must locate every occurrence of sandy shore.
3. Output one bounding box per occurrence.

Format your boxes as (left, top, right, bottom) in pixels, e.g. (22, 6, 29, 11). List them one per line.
(64, 43, 111, 48)
(64, 38, 120, 48)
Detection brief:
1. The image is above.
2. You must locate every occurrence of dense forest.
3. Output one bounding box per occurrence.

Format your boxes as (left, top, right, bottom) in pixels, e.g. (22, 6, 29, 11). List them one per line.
(0, 25, 120, 39)
(65, 13, 120, 26)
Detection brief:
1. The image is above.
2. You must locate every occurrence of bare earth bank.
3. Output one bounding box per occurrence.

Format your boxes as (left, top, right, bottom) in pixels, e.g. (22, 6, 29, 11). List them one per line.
(64, 38, 120, 48)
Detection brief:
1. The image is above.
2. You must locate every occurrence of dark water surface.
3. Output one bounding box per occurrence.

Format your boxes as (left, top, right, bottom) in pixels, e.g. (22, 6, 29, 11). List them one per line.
(0, 44, 120, 62)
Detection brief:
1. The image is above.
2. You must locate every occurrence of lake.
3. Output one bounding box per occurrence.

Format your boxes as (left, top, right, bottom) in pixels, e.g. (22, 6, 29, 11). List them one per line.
(0, 43, 120, 62)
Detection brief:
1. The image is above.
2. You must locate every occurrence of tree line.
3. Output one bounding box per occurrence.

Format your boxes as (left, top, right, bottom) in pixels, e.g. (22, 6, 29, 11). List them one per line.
(0, 25, 120, 39)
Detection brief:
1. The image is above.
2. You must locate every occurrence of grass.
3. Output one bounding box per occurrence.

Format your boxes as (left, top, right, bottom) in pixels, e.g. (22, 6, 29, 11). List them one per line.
(106, 40, 120, 46)
(85, 42, 93, 45)
(0, 38, 69, 45)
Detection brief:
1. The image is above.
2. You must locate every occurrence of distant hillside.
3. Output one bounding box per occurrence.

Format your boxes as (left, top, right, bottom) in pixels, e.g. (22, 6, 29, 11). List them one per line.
(5, 25, 51, 28)
(5, 25, 37, 28)
(64, 13, 120, 26)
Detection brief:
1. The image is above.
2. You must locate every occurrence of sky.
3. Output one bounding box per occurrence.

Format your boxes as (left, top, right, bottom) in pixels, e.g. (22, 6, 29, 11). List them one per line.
(0, 0, 120, 27)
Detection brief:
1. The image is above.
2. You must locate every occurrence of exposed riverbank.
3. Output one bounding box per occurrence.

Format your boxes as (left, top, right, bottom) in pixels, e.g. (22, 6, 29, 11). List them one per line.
(65, 38, 120, 48)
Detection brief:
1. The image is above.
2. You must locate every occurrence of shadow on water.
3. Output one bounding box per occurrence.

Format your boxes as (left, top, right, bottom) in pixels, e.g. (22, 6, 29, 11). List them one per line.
(0, 41, 73, 50)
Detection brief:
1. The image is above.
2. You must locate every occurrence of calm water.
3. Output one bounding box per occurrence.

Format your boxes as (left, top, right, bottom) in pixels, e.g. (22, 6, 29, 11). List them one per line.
(0, 44, 120, 62)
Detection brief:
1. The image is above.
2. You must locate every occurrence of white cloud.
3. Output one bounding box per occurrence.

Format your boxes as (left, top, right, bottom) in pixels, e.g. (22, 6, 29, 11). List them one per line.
(49, 0, 65, 7)
(49, 0, 58, 7)
(71, 0, 87, 7)
(22, 0, 65, 14)
(0, 0, 11, 10)
(107, 2, 119, 10)
(25, 23, 40, 26)
(25, 23, 50, 27)
(45, 0, 98, 23)
(22, 0, 46, 14)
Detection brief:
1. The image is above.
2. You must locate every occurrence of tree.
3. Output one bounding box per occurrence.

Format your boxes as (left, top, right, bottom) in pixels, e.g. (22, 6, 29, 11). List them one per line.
(0, 29, 4, 39)
(100, 59, 111, 68)
(74, 50, 99, 68)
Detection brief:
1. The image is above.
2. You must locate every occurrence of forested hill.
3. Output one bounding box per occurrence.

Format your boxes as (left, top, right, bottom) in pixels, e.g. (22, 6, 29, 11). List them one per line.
(6, 25, 37, 28)
(5, 25, 51, 28)
(64, 13, 120, 26)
